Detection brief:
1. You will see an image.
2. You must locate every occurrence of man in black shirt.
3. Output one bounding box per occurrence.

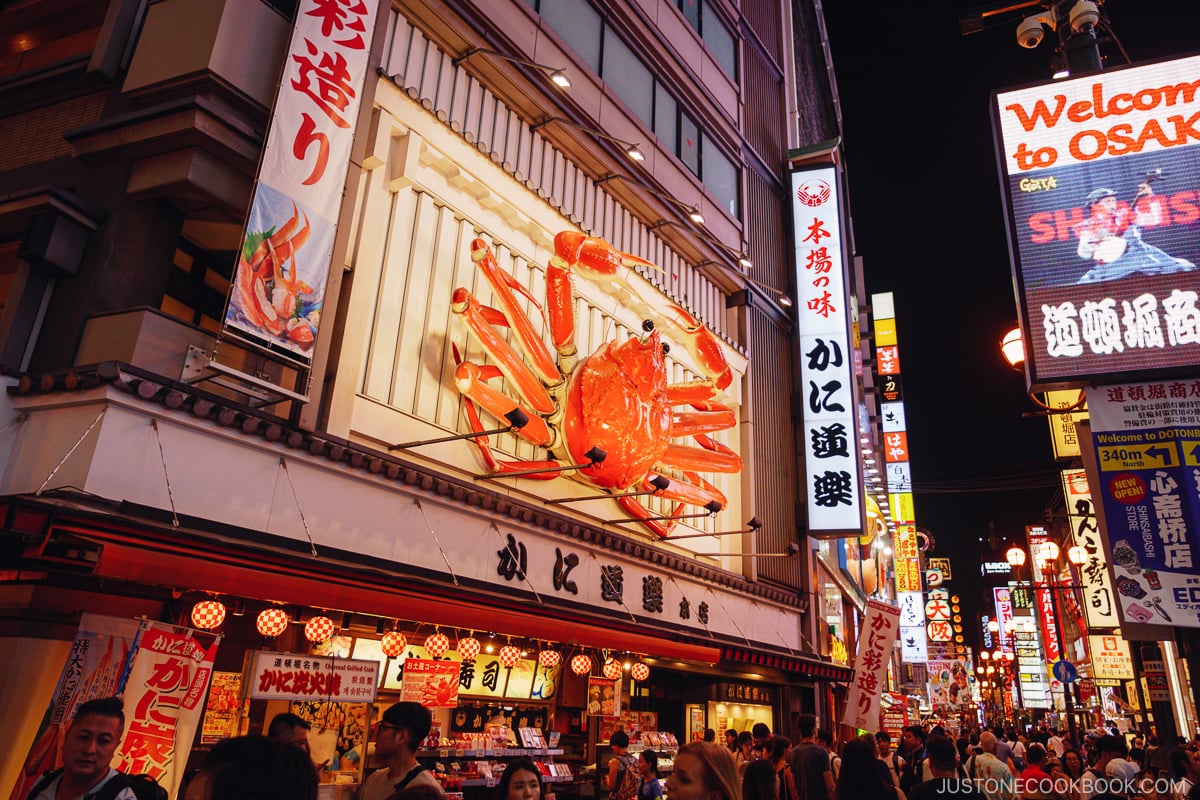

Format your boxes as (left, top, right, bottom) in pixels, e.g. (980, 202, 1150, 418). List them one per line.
(907, 734, 984, 800)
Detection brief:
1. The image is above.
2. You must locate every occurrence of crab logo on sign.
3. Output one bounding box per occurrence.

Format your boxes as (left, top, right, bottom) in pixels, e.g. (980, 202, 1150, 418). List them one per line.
(925, 568, 944, 587)
(795, 179, 832, 207)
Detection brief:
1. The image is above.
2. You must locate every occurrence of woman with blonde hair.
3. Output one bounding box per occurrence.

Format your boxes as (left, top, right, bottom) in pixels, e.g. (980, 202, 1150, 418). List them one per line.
(667, 741, 743, 800)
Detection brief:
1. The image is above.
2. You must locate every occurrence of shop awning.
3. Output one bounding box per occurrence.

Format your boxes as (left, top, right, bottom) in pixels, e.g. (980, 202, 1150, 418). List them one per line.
(720, 645, 853, 683)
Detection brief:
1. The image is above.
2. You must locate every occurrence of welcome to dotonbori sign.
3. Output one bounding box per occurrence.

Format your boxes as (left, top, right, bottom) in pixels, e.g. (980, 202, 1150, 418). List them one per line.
(992, 54, 1200, 391)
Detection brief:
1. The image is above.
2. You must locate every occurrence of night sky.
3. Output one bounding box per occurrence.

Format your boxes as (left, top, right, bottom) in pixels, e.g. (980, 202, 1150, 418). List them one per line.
(821, 1, 1200, 629)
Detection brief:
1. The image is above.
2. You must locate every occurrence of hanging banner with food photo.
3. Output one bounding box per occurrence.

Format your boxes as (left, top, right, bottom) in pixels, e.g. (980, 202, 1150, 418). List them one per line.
(223, 0, 381, 363)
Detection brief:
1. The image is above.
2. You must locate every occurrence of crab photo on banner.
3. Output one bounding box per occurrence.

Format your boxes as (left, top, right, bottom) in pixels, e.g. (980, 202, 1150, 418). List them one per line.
(449, 232, 743, 537)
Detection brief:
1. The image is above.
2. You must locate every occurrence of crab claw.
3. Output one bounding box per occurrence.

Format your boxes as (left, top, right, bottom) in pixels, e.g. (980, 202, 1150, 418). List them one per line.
(664, 305, 733, 391)
(552, 231, 661, 282)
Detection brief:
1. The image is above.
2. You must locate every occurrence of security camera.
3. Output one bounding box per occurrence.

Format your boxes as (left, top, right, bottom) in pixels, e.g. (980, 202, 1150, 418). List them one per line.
(1069, 0, 1100, 33)
(1017, 16, 1046, 49)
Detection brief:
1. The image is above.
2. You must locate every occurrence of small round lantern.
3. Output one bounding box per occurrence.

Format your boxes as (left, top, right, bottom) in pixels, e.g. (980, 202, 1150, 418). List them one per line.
(425, 631, 450, 659)
(570, 654, 592, 675)
(538, 649, 561, 668)
(457, 636, 481, 661)
(191, 600, 226, 630)
(630, 662, 650, 681)
(381, 631, 407, 657)
(304, 615, 335, 643)
(602, 658, 623, 680)
(498, 645, 522, 668)
(256, 608, 289, 637)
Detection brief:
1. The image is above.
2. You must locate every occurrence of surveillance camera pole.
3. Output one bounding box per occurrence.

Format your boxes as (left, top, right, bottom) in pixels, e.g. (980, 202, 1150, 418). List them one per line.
(1060, 1, 1102, 74)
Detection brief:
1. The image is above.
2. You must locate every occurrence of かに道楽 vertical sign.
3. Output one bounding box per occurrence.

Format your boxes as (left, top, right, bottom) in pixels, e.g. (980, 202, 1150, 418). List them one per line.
(793, 166, 861, 536)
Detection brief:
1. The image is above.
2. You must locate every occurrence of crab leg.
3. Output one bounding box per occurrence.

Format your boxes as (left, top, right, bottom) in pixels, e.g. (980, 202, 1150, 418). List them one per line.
(454, 363, 552, 446)
(619, 470, 729, 538)
(547, 231, 662, 361)
(469, 240, 559, 386)
(663, 305, 733, 391)
(457, 388, 561, 477)
(659, 442, 743, 473)
(452, 288, 555, 415)
(671, 408, 736, 438)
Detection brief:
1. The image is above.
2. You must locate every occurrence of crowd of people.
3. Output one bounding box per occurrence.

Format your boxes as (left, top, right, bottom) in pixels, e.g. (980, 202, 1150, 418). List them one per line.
(667, 719, 1200, 800)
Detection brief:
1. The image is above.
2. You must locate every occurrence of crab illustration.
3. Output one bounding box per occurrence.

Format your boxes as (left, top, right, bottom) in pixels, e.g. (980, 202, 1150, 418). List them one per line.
(450, 231, 742, 537)
(232, 203, 317, 348)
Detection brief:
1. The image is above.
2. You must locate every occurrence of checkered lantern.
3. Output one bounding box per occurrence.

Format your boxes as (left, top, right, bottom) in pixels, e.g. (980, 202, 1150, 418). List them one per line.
(538, 649, 561, 668)
(191, 600, 226, 630)
(381, 631, 407, 657)
(570, 654, 592, 675)
(602, 658, 623, 680)
(304, 615, 335, 642)
(457, 636, 481, 661)
(256, 608, 289, 637)
(630, 662, 650, 681)
(498, 645, 522, 668)
(425, 631, 450, 659)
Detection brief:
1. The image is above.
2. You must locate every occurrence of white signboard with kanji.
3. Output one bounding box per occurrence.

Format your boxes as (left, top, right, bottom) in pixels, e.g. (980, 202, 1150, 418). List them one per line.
(844, 600, 900, 731)
(795, 166, 861, 535)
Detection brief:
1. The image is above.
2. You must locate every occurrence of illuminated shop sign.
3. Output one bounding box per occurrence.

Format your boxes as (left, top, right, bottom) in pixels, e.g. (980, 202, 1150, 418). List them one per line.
(992, 54, 1200, 390)
(794, 166, 861, 535)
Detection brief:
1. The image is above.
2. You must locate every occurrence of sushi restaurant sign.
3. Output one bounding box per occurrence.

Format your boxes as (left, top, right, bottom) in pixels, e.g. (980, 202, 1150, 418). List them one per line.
(719, 683, 772, 704)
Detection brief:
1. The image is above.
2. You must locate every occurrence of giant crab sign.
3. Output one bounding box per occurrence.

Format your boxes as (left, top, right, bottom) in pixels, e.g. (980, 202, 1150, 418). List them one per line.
(451, 231, 743, 537)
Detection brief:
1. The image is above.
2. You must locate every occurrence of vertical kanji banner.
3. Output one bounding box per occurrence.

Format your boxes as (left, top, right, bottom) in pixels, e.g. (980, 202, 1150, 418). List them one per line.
(223, 0, 381, 363)
(843, 600, 900, 731)
(115, 622, 219, 797)
(793, 166, 861, 536)
(9, 614, 140, 800)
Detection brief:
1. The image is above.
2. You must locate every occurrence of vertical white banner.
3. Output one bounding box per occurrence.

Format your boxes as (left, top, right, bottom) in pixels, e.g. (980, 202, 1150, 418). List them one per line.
(224, 0, 381, 362)
(843, 600, 901, 731)
(794, 167, 861, 535)
(1063, 468, 1120, 628)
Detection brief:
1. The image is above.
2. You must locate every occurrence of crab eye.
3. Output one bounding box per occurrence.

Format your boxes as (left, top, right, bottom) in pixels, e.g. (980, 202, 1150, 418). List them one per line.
(661, 342, 670, 355)
(641, 319, 655, 332)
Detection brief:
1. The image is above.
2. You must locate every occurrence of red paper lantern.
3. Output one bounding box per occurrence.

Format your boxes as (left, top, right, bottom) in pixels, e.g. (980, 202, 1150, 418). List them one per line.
(304, 615, 335, 643)
(191, 600, 226, 630)
(457, 636, 481, 661)
(425, 631, 450, 659)
(630, 662, 650, 681)
(381, 631, 407, 657)
(570, 654, 592, 675)
(498, 645, 522, 668)
(538, 650, 561, 668)
(256, 608, 289, 637)
(602, 658, 622, 680)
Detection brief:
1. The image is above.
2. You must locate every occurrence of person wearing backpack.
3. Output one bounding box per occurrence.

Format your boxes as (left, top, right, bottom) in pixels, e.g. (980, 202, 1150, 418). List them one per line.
(606, 731, 639, 800)
(25, 696, 167, 800)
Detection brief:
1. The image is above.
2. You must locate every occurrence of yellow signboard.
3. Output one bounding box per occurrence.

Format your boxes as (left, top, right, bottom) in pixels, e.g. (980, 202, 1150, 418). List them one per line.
(1044, 390, 1087, 460)
(1097, 440, 1179, 471)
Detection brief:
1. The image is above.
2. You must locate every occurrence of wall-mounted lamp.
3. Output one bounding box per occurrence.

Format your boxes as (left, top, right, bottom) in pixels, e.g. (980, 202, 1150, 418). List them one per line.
(745, 275, 793, 308)
(662, 517, 762, 541)
(531, 117, 645, 162)
(651, 219, 753, 272)
(452, 47, 571, 88)
(545, 474, 670, 504)
(597, 173, 705, 224)
(390, 408, 529, 450)
(689, 543, 801, 558)
(477, 446, 607, 480)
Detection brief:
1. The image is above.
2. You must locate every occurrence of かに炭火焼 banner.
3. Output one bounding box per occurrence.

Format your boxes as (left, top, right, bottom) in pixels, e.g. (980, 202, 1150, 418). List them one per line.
(224, 0, 381, 364)
(992, 54, 1200, 391)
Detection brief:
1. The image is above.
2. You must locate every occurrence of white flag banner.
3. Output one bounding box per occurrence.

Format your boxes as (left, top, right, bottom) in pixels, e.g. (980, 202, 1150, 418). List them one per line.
(843, 600, 900, 731)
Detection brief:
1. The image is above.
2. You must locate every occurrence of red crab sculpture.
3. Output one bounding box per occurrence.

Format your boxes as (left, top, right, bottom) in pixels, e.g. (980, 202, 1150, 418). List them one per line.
(451, 231, 742, 537)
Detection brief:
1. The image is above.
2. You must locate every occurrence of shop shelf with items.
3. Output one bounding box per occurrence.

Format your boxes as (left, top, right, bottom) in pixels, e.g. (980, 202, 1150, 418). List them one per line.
(416, 722, 579, 796)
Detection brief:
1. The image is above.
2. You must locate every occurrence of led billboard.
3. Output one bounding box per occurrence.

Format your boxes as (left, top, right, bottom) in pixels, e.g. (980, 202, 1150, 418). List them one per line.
(992, 54, 1200, 391)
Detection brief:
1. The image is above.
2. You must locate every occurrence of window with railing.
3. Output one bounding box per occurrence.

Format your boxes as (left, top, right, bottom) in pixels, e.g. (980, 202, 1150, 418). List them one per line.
(525, 0, 741, 219)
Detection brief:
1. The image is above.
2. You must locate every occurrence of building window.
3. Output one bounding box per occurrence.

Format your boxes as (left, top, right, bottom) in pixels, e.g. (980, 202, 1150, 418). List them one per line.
(678, 0, 736, 80)
(161, 237, 232, 333)
(604, 33, 653, 129)
(701, 134, 739, 218)
(541, 0, 601, 72)
(679, 112, 700, 178)
(0, 0, 108, 80)
(654, 84, 678, 155)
